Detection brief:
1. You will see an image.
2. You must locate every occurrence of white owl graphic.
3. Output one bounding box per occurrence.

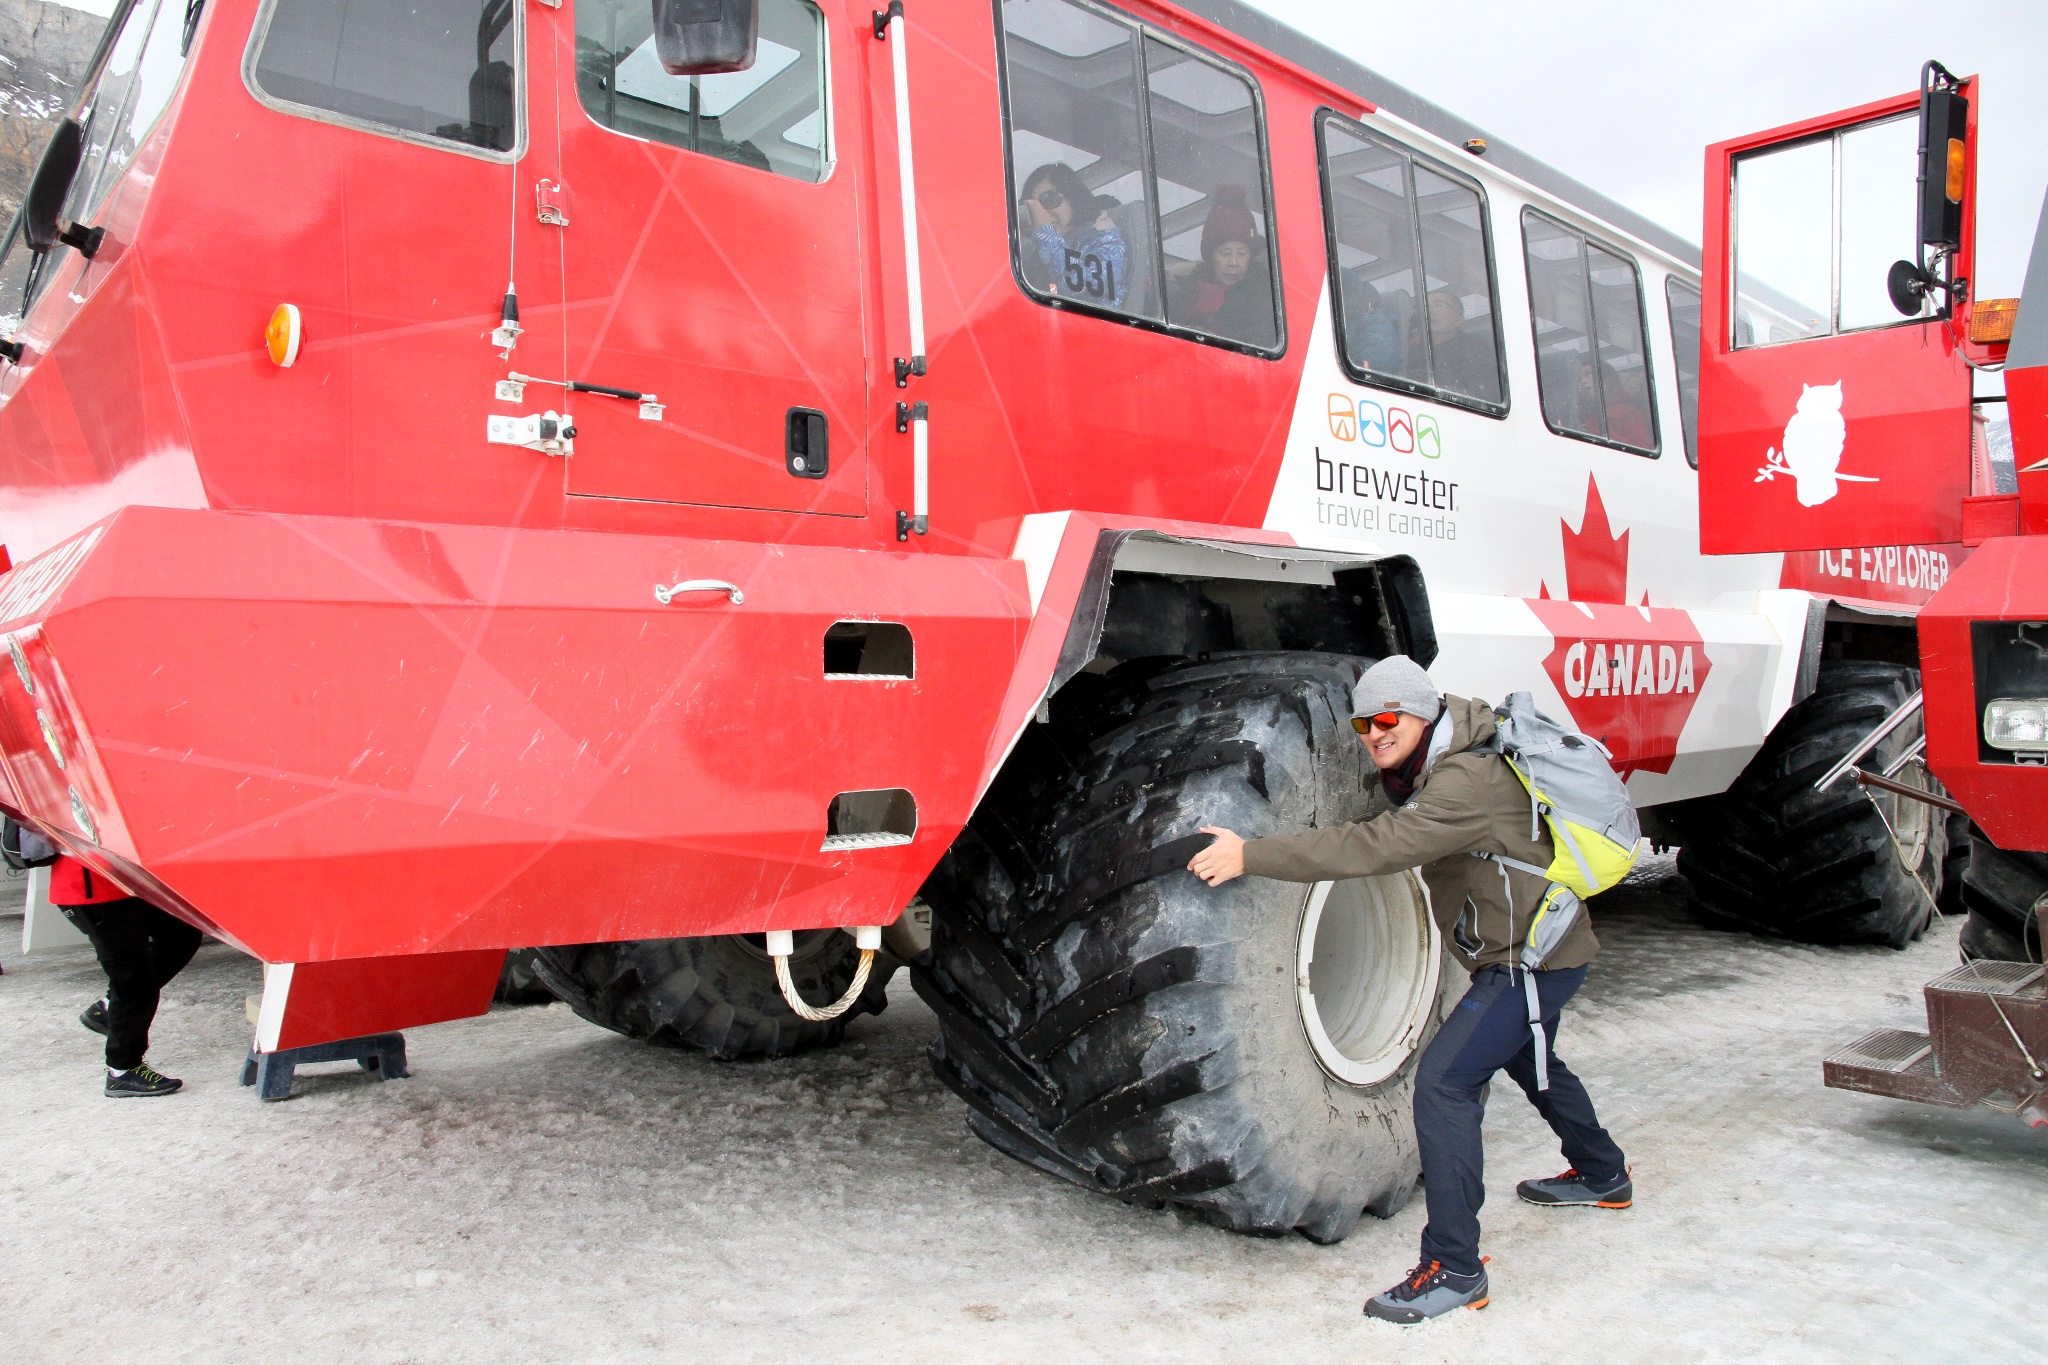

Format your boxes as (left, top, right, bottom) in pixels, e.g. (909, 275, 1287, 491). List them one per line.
(1755, 382, 1878, 506)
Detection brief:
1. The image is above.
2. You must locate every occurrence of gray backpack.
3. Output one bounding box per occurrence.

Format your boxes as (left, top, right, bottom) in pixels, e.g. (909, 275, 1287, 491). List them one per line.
(1473, 692, 1642, 1087)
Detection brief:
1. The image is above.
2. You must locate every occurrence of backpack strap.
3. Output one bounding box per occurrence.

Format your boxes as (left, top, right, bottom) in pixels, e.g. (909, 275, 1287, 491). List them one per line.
(1473, 850, 1549, 881)
(1524, 969, 1550, 1091)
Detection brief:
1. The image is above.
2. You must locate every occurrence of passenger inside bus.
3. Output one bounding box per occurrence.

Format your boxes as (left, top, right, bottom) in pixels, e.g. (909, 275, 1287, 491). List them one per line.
(1579, 362, 1653, 448)
(1166, 185, 1274, 346)
(1423, 288, 1500, 402)
(1342, 273, 1405, 374)
(999, 0, 1281, 346)
(1020, 162, 1131, 308)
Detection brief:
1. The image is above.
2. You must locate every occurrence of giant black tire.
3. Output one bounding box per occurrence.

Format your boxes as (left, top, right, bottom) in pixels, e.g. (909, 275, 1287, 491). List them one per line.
(913, 652, 1449, 1243)
(1937, 809, 1972, 919)
(1957, 826, 2047, 964)
(534, 930, 894, 1060)
(1679, 660, 1946, 947)
(494, 948, 559, 1005)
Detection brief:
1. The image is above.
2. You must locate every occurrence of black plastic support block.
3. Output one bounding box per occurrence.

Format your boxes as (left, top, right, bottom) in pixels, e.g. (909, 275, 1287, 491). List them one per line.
(239, 1031, 409, 1101)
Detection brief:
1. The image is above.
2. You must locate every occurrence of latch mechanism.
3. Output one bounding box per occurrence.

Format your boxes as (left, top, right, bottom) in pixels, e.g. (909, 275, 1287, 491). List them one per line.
(536, 179, 568, 227)
(487, 411, 576, 457)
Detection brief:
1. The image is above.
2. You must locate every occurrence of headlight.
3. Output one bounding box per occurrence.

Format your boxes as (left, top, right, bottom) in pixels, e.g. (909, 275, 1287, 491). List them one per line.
(1983, 698, 2048, 752)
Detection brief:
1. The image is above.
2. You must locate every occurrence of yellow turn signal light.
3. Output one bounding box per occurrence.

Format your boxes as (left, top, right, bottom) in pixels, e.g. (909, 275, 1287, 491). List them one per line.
(265, 303, 302, 368)
(1969, 297, 2019, 345)
(1946, 137, 1966, 203)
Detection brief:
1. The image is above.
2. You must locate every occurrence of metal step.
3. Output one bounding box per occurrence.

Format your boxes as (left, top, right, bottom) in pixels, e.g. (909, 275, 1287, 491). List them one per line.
(1822, 1028, 1966, 1106)
(1923, 960, 2048, 1108)
(1926, 959, 2045, 997)
(1828, 1027, 1933, 1073)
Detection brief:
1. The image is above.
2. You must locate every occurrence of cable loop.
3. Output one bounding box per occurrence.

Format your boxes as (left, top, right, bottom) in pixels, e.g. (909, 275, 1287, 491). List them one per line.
(773, 948, 875, 1023)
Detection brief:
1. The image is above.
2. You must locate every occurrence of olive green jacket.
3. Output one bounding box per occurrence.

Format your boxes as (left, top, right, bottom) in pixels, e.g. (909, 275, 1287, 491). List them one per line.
(1241, 694, 1600, 974)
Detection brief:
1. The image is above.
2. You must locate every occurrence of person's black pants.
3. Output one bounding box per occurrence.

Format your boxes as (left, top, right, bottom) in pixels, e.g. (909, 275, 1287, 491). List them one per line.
(1411, 962, 1625, 1276)
(61, 898, 202, 1070)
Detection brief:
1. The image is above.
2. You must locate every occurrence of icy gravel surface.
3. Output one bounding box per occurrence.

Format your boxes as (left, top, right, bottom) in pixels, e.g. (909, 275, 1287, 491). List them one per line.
(3, 857, 2043, 1363)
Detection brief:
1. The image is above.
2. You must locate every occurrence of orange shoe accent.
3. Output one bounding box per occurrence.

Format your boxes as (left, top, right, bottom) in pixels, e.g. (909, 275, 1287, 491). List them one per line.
(1465, 1296, 1490, 1311)
(1595, 1197, 1632, 1208)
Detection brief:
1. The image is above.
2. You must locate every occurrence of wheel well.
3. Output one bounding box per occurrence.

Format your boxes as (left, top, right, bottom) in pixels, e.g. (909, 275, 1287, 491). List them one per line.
(1051, 531, 1433, 692)
(1092, 565, 1426, 671)
(1821, 612, 1919, 669)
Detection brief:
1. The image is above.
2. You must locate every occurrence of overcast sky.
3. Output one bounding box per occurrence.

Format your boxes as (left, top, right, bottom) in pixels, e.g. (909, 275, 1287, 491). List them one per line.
(1243, 0, 2048, 302)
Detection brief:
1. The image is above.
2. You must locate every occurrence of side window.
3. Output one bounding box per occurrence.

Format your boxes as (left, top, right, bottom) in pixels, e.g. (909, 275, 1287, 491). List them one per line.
(1317, 112, 1506, 415)
(71, 0, 194, 226)
(1665, 277, 1702, 468)
(997, 0, 1282, 354)
(1732, 113, 1925, 347)
(7, 0, 196, 323)
(1522, 209, 1658, 457)
(246, 0, 520, 157)
(575, 0, 828, 182)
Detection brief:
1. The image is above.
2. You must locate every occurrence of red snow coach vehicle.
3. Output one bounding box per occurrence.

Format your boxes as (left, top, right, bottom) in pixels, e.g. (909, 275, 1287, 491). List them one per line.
(1692, 64, 2048, 1125)
(0, 0, 1973, 1237)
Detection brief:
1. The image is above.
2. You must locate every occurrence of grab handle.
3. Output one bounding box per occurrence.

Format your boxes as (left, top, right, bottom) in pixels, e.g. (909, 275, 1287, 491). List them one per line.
(654, 579, 744, 606)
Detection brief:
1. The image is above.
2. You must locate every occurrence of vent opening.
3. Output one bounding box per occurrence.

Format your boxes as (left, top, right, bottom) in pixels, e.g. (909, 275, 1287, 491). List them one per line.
(824, 788, 916, 851)
(823, 620, 914, 678)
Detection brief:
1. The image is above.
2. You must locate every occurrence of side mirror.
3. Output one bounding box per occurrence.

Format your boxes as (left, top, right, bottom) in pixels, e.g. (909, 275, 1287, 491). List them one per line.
(22, 118, 83, 254)
(653, 0, 759, 75)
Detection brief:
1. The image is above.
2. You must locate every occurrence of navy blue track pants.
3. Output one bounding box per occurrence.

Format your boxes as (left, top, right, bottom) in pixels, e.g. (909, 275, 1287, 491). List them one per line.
(1412, 963, 1625, 1275)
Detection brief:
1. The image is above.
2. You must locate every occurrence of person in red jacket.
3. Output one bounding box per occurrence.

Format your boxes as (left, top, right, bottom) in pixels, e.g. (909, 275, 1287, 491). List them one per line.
(57, 855, 201, 1097)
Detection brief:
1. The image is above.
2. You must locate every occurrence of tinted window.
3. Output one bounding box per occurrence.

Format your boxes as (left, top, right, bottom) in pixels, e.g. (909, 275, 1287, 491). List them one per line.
(248, 0, 519, 155)
(1665, 277, 1701, 468)
(1731, 113, 1927, 347)
(73, 0, 192, 223)
(576, 0, 827, 182)
(6, 0, 195, 325)
(998, 0, 1281, 353)
(1522, 209, 1658, 456)
(1319, 114, 1505, 414)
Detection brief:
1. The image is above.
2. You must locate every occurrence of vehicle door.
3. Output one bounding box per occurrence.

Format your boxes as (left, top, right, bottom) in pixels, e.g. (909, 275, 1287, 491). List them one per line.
(537, 0, 868, 516)
(1697, 72, 1978, 553)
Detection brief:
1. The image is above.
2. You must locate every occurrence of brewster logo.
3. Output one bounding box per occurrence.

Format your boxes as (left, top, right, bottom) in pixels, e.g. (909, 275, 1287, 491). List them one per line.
(1327, 393, 1441, 458)
(1524, 477, 1711, 775)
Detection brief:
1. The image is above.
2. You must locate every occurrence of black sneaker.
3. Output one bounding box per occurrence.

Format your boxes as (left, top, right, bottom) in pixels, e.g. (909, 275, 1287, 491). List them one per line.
(80, 999, 109, 1036)
(105, 1063, 182, 1097)
(1364, 1259, 1489, 1323)
(1517, 1166, 1632, 1208)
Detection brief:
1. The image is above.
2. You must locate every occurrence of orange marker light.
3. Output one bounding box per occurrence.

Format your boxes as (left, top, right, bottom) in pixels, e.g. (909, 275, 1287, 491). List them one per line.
(1970, 297, 2019, 346)
(1946, 138, 1966, 203)
(265, 303, 302, 368)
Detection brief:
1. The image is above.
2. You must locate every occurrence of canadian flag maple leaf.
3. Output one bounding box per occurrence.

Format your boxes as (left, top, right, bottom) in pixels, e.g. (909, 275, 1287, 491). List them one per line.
(1527, 476, 1710, 775)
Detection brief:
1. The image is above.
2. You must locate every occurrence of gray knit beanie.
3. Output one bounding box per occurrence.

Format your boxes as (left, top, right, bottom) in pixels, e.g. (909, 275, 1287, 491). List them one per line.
(1352, 655, 1441, 722)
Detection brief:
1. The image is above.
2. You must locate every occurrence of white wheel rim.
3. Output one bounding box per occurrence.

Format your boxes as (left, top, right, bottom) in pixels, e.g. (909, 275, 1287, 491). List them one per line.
(1888, 767, 1934, 873)
(1295, 872, 1441, 1087)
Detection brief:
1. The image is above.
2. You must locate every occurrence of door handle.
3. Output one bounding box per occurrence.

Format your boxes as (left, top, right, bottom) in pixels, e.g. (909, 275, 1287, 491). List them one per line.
(654, 580, 744, 606)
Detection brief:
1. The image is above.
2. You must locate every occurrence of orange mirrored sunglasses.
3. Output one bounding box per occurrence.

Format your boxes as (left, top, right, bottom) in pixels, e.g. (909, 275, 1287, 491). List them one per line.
(1350, 711, 1404, 734)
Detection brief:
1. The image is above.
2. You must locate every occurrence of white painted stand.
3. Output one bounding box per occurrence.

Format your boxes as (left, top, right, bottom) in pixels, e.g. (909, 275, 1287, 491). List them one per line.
(20, 866, 88, 954)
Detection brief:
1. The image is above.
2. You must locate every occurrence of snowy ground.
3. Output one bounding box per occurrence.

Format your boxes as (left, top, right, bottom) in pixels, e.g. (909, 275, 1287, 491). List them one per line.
(2, 857, 2042, 1364)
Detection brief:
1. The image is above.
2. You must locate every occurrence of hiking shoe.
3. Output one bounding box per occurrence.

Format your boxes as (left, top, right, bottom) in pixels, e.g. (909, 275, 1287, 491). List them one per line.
(105, 1063, 182, 1098)
(80, 999, 109, 1036)
(1517, 1166, 1632, 1208)
(1364, 1260, 1489, 1323)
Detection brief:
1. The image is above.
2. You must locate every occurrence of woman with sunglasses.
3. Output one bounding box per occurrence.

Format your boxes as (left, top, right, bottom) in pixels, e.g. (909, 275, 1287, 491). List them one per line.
(1018, 162, 1129, 309)
(1189, 654, 1629, 1327)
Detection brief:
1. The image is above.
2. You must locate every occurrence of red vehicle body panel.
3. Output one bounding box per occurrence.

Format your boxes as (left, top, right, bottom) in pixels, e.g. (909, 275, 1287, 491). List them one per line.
(0, 0, 1369, 997)
(1919, 535, 2048, 852)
